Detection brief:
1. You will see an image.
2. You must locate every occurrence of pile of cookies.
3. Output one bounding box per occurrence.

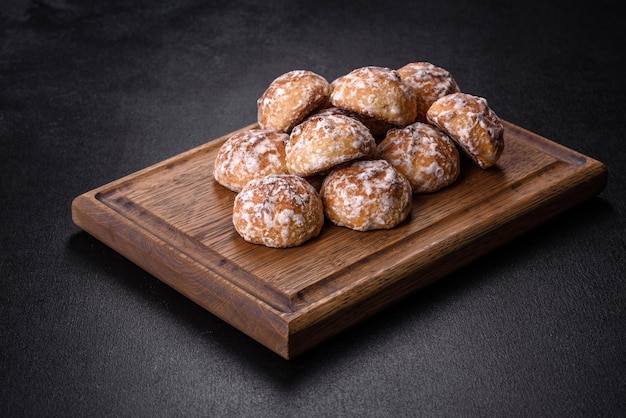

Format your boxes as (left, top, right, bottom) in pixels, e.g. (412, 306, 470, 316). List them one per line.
(213, 62, 505, 248)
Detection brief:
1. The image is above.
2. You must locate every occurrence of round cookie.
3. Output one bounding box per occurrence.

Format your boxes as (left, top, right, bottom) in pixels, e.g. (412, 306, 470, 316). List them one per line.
(286, 112, 376, 177)
(427, 92, 504, 169)
(397, 62, 461, 123)
(213, 129, 289, 192)
(257, 70, 331, 133)
(232, 174, 324, 248)
(330, 66, 417, 127)
(311, 105, 394, 138)
(377, 122, 461, 193)
(307, 106, 354, 119)
(320, 159, 412, 231)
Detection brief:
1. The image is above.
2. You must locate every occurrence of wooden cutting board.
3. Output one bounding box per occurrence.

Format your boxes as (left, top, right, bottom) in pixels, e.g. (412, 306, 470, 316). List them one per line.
(72, 121, 607, 359)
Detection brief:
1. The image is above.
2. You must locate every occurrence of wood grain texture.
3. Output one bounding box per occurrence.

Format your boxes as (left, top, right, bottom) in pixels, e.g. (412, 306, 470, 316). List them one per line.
(71, 121, 608, 359)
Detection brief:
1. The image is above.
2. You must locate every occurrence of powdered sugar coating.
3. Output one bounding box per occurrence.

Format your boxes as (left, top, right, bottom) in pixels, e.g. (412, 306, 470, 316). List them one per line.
(427, 92, 504, 169)
(213, 129, 289, 192)
(257, 70, 331, 133)
(320, 159, 412, 231)
(397, 62, 461, 123)
(232, 174, 324, 248)
(286, 113, 376, 176)
(311, 106, 394, 138)
(377, 122, 461, 193)
(330, 66, 417, 126)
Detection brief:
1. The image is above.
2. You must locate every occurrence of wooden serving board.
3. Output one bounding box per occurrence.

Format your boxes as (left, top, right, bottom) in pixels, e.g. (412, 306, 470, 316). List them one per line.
(72, 121, 607, 359)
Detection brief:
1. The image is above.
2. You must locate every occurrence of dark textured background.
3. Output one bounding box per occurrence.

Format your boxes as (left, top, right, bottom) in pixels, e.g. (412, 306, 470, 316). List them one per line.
(2, 1, 625, 416)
